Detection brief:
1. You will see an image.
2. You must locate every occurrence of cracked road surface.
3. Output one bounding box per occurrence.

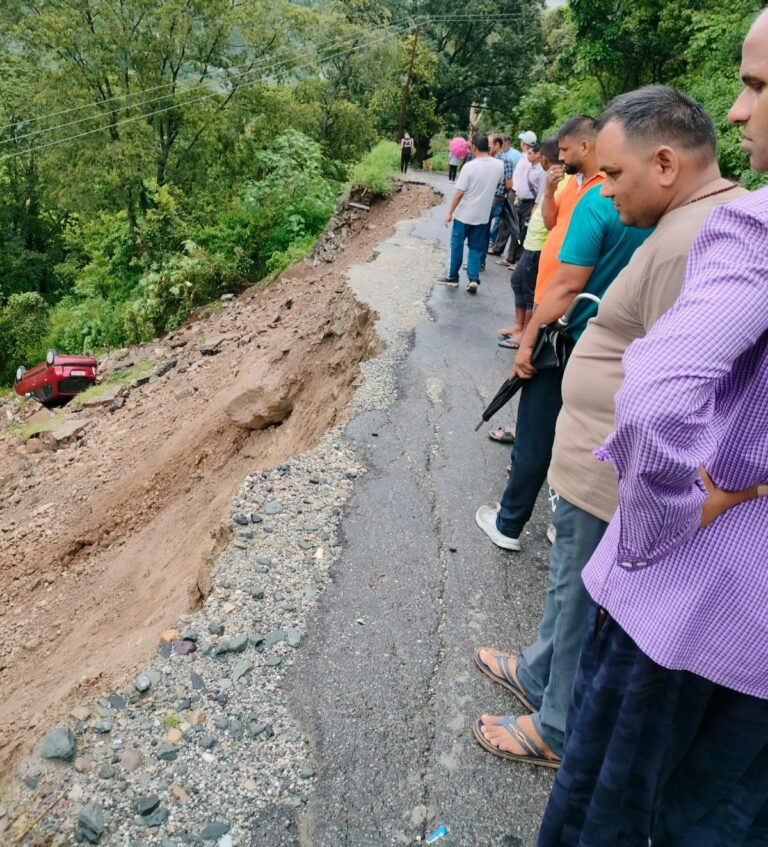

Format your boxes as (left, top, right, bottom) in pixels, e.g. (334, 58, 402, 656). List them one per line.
(291, 177, 555, 847)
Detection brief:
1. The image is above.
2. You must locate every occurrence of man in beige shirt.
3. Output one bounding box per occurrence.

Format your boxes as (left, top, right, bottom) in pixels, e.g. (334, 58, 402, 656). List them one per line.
(473, 85, 744, 767)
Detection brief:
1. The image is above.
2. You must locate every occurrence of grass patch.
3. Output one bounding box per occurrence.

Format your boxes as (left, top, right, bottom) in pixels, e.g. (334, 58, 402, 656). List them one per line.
(162, 714, 180, 729)
(3, 412, 64, 443)
(69, 360, 155, 410)
(350, 141, 400, 196)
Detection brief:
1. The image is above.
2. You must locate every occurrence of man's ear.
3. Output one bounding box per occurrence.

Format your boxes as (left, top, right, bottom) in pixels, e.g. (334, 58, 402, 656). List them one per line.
(654, 146, 680, 187)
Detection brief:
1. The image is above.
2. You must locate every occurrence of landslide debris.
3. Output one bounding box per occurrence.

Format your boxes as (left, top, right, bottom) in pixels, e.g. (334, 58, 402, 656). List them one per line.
(0, 182, 436, 783)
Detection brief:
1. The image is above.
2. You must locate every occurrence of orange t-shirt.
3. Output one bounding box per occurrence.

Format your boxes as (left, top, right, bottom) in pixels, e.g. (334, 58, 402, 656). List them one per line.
(534, 172, 605, 304)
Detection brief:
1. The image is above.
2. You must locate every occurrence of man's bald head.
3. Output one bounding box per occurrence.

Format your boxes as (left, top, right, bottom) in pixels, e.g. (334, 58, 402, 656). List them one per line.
(728, 7, 768, 171)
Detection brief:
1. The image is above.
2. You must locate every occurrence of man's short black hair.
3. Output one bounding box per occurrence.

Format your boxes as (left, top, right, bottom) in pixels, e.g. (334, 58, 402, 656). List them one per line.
(539, 137, 560, 162)
(595, 85, 716, 160)
(472, 132, 490, 152)
(558, 115, 596, 142)
(490, 133, 504, 148)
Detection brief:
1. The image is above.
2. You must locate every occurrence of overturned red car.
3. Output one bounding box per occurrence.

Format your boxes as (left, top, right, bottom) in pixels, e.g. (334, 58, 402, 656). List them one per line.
(14, 349, 98, 405)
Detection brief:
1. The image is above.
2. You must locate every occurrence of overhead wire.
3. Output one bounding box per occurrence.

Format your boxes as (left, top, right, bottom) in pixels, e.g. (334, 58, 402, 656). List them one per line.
(0, 12, 522, 138)
(0, 18, 420, 146)
(0, 12, 526, 161)
(0, 15, 427, 136)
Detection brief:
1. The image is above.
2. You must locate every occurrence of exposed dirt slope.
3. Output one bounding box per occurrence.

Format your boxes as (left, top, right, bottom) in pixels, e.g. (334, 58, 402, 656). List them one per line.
(0, 183, 436, 782)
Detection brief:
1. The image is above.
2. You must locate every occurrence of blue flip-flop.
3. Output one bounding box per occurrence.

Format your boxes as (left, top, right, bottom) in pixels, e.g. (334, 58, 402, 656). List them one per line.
(472, 716, 561, 769)
(473, 647, 536, 711)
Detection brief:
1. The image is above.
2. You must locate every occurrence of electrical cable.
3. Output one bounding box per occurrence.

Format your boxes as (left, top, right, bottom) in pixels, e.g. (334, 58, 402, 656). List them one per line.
(0, 12, 529, 160)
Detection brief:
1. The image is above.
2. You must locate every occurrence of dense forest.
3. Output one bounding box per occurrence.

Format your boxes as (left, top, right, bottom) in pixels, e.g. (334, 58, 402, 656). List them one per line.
(0, 0, 763, 382)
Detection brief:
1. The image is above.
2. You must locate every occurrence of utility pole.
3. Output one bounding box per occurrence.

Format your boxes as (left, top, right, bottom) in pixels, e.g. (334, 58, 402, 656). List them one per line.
(397, 23, 420, 140)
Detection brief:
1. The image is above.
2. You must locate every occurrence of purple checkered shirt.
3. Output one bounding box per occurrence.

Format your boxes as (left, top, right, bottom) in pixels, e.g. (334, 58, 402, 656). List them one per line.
(582, 187, 768, 698)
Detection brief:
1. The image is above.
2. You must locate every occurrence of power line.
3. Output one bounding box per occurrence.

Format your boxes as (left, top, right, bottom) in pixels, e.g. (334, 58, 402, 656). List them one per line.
(0, 12, 531, 160)
(0, 16, 426, 136)
(0, 12, 526, 136)
(0, 19, 418, 145)
(0, 22, 418, 162)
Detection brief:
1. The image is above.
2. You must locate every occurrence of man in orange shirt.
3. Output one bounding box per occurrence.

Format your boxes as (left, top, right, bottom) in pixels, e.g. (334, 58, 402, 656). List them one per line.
(534, 117, 605, 303)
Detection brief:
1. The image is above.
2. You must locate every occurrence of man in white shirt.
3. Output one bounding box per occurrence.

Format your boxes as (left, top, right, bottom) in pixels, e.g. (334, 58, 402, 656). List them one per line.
(439, 133, 505, 294)
(493, 129, 538, 263)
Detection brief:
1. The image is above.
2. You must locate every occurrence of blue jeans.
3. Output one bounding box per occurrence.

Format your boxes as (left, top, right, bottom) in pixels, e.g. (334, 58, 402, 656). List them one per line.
(496, 366, 563, 538)
(448, 219, 487, 282)
(516, 496, 608, 756)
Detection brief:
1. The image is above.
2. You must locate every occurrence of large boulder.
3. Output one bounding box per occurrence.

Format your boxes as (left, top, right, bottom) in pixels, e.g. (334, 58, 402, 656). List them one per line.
(223, 370, 303, 430)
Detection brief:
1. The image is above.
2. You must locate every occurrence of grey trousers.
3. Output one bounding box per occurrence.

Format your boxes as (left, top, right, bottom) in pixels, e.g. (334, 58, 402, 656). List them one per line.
(515, 495, 608, 756)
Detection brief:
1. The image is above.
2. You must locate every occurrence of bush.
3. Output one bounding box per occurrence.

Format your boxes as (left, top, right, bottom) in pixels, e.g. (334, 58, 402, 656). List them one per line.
(428, 150, 448, 172)
(0, 292, 49, 384)
(350, 141, 400, 196)
(45, 295, 127, 354)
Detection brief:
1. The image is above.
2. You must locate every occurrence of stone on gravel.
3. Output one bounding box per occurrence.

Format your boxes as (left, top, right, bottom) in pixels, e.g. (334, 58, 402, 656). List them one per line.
(73, 757, 91, 773)
(93, 720, 113, 734)
(265, 655, 282, 667)
(107, 693, 125, 710)
(249, 587, 265, 600)
(137, 795, 161, 816)
(300, 765, 316, 779)
(145, 808, 170, 827)
(120, 749, 143, 772)
(77, 803, 105, 842)
(134, 674, 151, 693)
(190, 671, 206, 690)
(208, 622, 225, 636)
(167, 728, 183, 744)
(171, 783, 191, 804)
(70, 707, 91, 722)
(262, 500, 284, 515)
(98, 764, 115, 779)
(232, 660, 253, 682)
(265, 629, 285, 646)
(287, 629, 303, 648)
(200, 735, 217, 750)
(41, 726, 76, 760)
(200, 821, 230, 841)
(173, 639, 198, 656)
(156, 744, 178, 762)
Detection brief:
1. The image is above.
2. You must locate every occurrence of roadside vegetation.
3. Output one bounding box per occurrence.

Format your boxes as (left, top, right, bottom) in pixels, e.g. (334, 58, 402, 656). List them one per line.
(0, 0, 763, 385)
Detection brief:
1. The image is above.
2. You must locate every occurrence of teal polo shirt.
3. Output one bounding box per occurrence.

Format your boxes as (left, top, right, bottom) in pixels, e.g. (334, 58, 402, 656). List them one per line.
(557, 184, 653, 339)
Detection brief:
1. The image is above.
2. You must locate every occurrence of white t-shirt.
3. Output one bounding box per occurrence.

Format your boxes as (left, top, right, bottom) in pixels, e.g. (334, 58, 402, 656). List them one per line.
(453, 157, 505, 225)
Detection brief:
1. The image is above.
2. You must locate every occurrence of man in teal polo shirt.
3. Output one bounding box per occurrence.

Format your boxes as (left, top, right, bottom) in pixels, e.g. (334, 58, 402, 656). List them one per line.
(477, 181, 653, 552)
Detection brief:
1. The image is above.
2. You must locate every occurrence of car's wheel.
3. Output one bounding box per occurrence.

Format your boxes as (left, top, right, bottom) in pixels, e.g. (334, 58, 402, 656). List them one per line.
(15, 365, 26, 384)
(46, 349, 57, 366)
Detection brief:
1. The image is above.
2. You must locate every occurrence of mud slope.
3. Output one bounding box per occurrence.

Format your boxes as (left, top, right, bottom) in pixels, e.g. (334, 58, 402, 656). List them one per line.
(0, 183, 436, 780)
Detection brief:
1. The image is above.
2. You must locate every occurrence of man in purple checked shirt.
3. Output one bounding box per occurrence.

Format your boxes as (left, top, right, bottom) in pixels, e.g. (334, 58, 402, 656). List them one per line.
(537, 10, 768, 847)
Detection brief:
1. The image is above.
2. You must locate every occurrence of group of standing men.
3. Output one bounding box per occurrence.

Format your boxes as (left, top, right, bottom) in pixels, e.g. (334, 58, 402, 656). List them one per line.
(444, 10, 768, 846)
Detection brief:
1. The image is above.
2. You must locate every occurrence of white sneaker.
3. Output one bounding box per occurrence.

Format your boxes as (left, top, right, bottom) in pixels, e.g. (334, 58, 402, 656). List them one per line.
(546, 523, 556, 545)
(467, 281, 479, 294)
(475, 504, 521, 551)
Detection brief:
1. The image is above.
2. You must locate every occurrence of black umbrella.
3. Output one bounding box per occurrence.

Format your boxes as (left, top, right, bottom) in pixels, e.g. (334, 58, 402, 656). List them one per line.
(475, 293, 600, 431)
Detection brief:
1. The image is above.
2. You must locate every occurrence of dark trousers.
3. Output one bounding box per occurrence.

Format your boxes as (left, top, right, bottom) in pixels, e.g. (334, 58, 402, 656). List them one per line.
(507, 198, 535, 263)
(492, 197, 520, 258)
(448, 164, 458, 181)
(510, 249, 540, 311)
(496, 366, 563, 538)
(537, 604, 768, 847)
(400, 150, 411, 173)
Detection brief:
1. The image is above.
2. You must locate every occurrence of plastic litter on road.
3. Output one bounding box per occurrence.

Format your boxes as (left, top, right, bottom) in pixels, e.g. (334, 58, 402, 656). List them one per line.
(426, 824, 447, 843)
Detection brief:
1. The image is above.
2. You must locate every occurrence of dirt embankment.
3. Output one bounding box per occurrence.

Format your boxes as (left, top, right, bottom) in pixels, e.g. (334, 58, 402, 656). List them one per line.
(0, 183, 437, 782)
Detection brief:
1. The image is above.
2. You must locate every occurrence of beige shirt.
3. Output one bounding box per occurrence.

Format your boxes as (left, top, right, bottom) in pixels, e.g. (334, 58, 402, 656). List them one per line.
(548, 186, 745, 522)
